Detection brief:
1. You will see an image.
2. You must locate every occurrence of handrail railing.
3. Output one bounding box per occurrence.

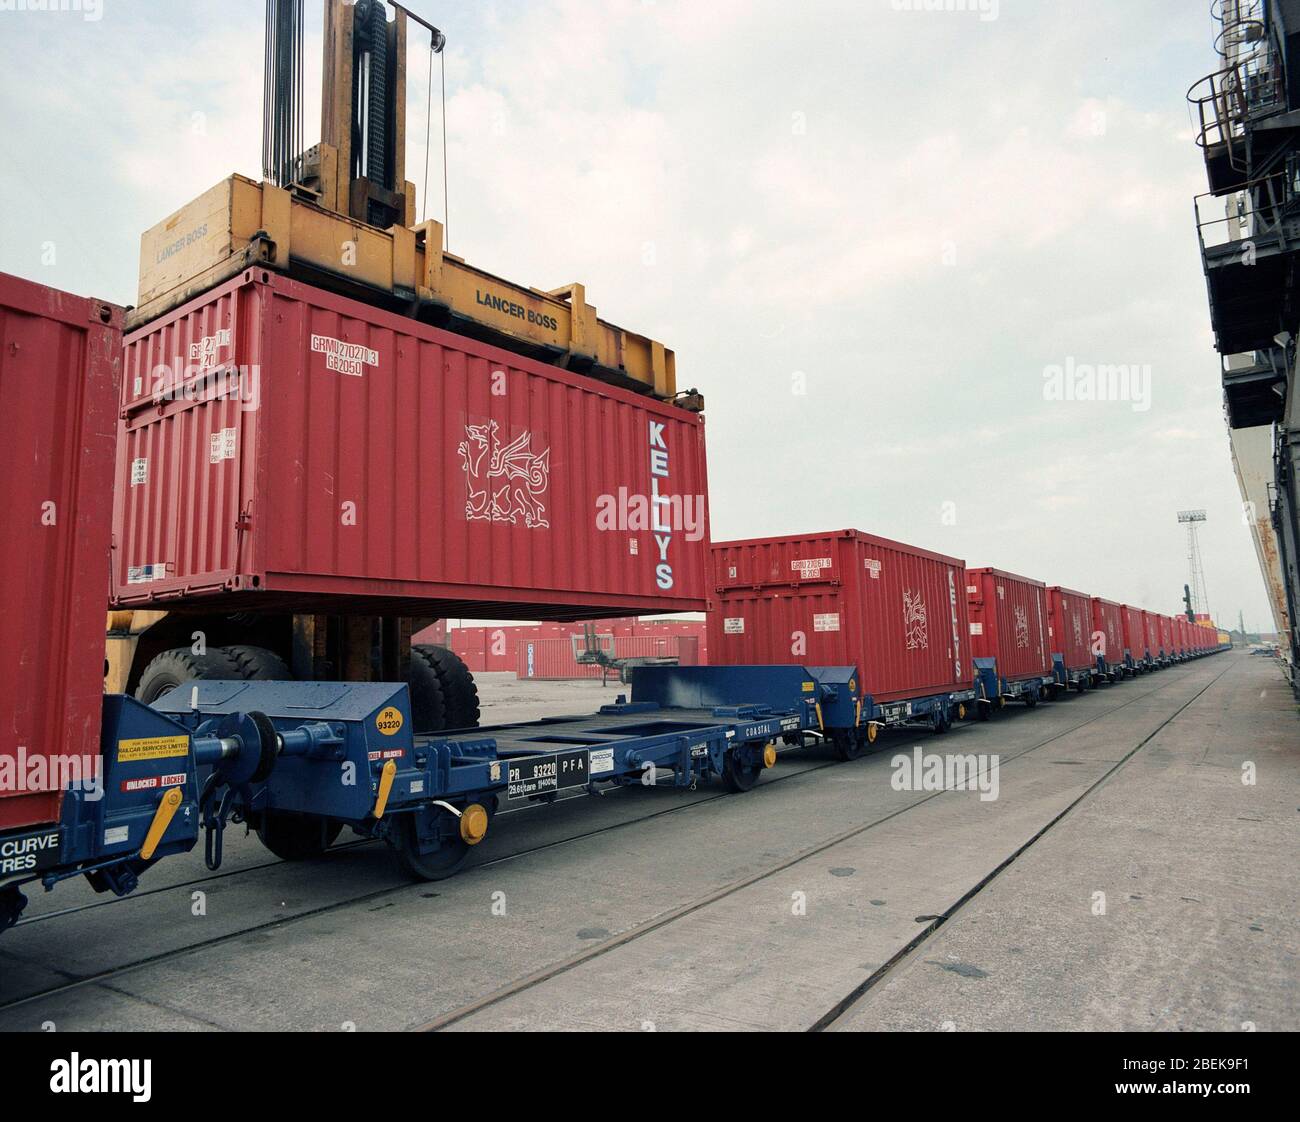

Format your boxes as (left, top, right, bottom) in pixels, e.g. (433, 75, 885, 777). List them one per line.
(1195, 171, 1300, 253)
(1188, 1, 1284, 176)
(1212, 0, 1267, 59)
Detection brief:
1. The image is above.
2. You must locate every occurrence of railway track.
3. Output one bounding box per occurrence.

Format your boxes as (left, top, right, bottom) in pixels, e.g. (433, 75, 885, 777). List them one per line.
(0, 661, 1218, 1023)
(415, 660, 1230, 1031)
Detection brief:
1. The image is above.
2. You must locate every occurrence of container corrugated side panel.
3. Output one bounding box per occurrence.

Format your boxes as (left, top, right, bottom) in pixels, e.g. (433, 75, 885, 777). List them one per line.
(0, 274, 121, 832)
(1143, 611, 1161, 655)
(1091, 598, 1124, 666)
(710, 531, 969, 702)
(968, 568, 1050, 681)
(114, 273, 709, 617)
(1121, 605, 1146, 657)
(114, 282, 250, 598)
(1047, 587, 1093, 671)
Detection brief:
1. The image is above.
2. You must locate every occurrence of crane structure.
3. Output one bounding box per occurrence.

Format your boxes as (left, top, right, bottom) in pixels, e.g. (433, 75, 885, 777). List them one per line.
(1178, 509, 1210, 618)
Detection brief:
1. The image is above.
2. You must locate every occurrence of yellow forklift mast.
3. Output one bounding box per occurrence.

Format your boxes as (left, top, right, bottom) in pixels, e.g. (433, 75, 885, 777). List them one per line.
(111, 1, 698, 701)
(131, 0, 688, 405)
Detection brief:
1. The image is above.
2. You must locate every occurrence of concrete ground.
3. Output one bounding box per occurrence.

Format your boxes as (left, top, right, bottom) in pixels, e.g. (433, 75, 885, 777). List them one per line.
(0, 652, 1292, 1032)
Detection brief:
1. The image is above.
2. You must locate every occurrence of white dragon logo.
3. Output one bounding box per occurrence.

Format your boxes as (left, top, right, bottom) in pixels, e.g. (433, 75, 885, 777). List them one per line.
(458, 421, 551, 529)
(903, 589, 929, 651)
(1014, 605, 1030, 649)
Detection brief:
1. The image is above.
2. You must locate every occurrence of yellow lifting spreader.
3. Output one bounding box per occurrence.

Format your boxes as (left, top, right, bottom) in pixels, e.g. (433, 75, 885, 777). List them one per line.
(130, 0, 687, 407)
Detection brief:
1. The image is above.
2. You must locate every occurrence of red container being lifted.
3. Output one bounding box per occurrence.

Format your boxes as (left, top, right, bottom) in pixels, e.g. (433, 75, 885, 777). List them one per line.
(1090, 597, 1124, 669)
(965, 567, 1051, 682)
(710, 530, 970, 703)
(111, 271, 710, 619)
(1122, 605, 1147, 662)
(1046, 586, 1094, 673)
(0, 273, 123, 832)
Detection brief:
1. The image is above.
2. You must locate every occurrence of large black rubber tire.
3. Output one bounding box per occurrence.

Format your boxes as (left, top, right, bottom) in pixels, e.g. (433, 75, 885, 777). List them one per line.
(255, 811, 343, 861)
(135, 647, 241, 703)
(224, 645, 292, 681)
(414, 644, 481, 729)
(390, 813, 471, 881)
(408, 646, 449, 733)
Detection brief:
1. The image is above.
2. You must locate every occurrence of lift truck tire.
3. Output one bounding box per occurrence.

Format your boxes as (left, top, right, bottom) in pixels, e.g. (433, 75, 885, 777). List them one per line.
(412, 644, 481, 729)
(407, 646, 448, 732)
(134, 647, 243, 703)
(225, 644, 292, 681)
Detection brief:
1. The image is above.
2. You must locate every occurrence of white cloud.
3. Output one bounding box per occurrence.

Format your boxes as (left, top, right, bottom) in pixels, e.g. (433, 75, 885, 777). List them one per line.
(0, 0, 1266, 625)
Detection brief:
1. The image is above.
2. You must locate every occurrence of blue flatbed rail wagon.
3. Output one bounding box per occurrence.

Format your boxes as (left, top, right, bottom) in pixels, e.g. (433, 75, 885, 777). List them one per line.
(1, 665, 835, 929)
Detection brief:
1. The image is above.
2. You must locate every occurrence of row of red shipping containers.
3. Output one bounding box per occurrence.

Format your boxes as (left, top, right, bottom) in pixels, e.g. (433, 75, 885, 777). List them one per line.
(517, 634, 702, 680)
(0, 273, 123, 832)
(708, 530, 1218, 702)
(110, 270, 712, 620)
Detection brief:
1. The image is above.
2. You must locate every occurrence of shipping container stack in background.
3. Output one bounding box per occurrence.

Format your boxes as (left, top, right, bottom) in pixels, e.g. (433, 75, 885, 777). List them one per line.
(1091, 597, 1127, 681)
(1046, 586, 1097, 690)
(0, 273, 122, 832)
(112, 270, 711, 620)
(416, 618, 709, 676)
(965, 567, 1053, 713)
(516, 633, 701, 681)
(710, 530, 975, 740)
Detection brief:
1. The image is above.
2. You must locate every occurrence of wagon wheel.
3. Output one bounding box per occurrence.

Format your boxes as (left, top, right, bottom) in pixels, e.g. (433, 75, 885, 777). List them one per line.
(832, 729, 864, 762)
(721, 748, 765, 792)
(389, 806, 487, 881)
(255, 811, 344, 861)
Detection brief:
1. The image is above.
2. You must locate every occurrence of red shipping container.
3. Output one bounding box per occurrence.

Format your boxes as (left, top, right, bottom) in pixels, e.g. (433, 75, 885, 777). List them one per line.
(1091, 597, 1124, 667)
(966, 568, 1051, 682)
(1143, 610, 1161, 658)
(111, 271, 710, 619)
(710, 530, 970, 703)
(0, 273, 122, 831)
(1158, 615, 1174, 656)
(1121, 605, 1147, 661)
(1046, 587, 1094, 673)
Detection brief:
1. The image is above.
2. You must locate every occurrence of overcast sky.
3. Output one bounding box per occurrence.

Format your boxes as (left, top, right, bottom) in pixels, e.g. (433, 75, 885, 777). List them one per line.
(0, 0, 1269, 630)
